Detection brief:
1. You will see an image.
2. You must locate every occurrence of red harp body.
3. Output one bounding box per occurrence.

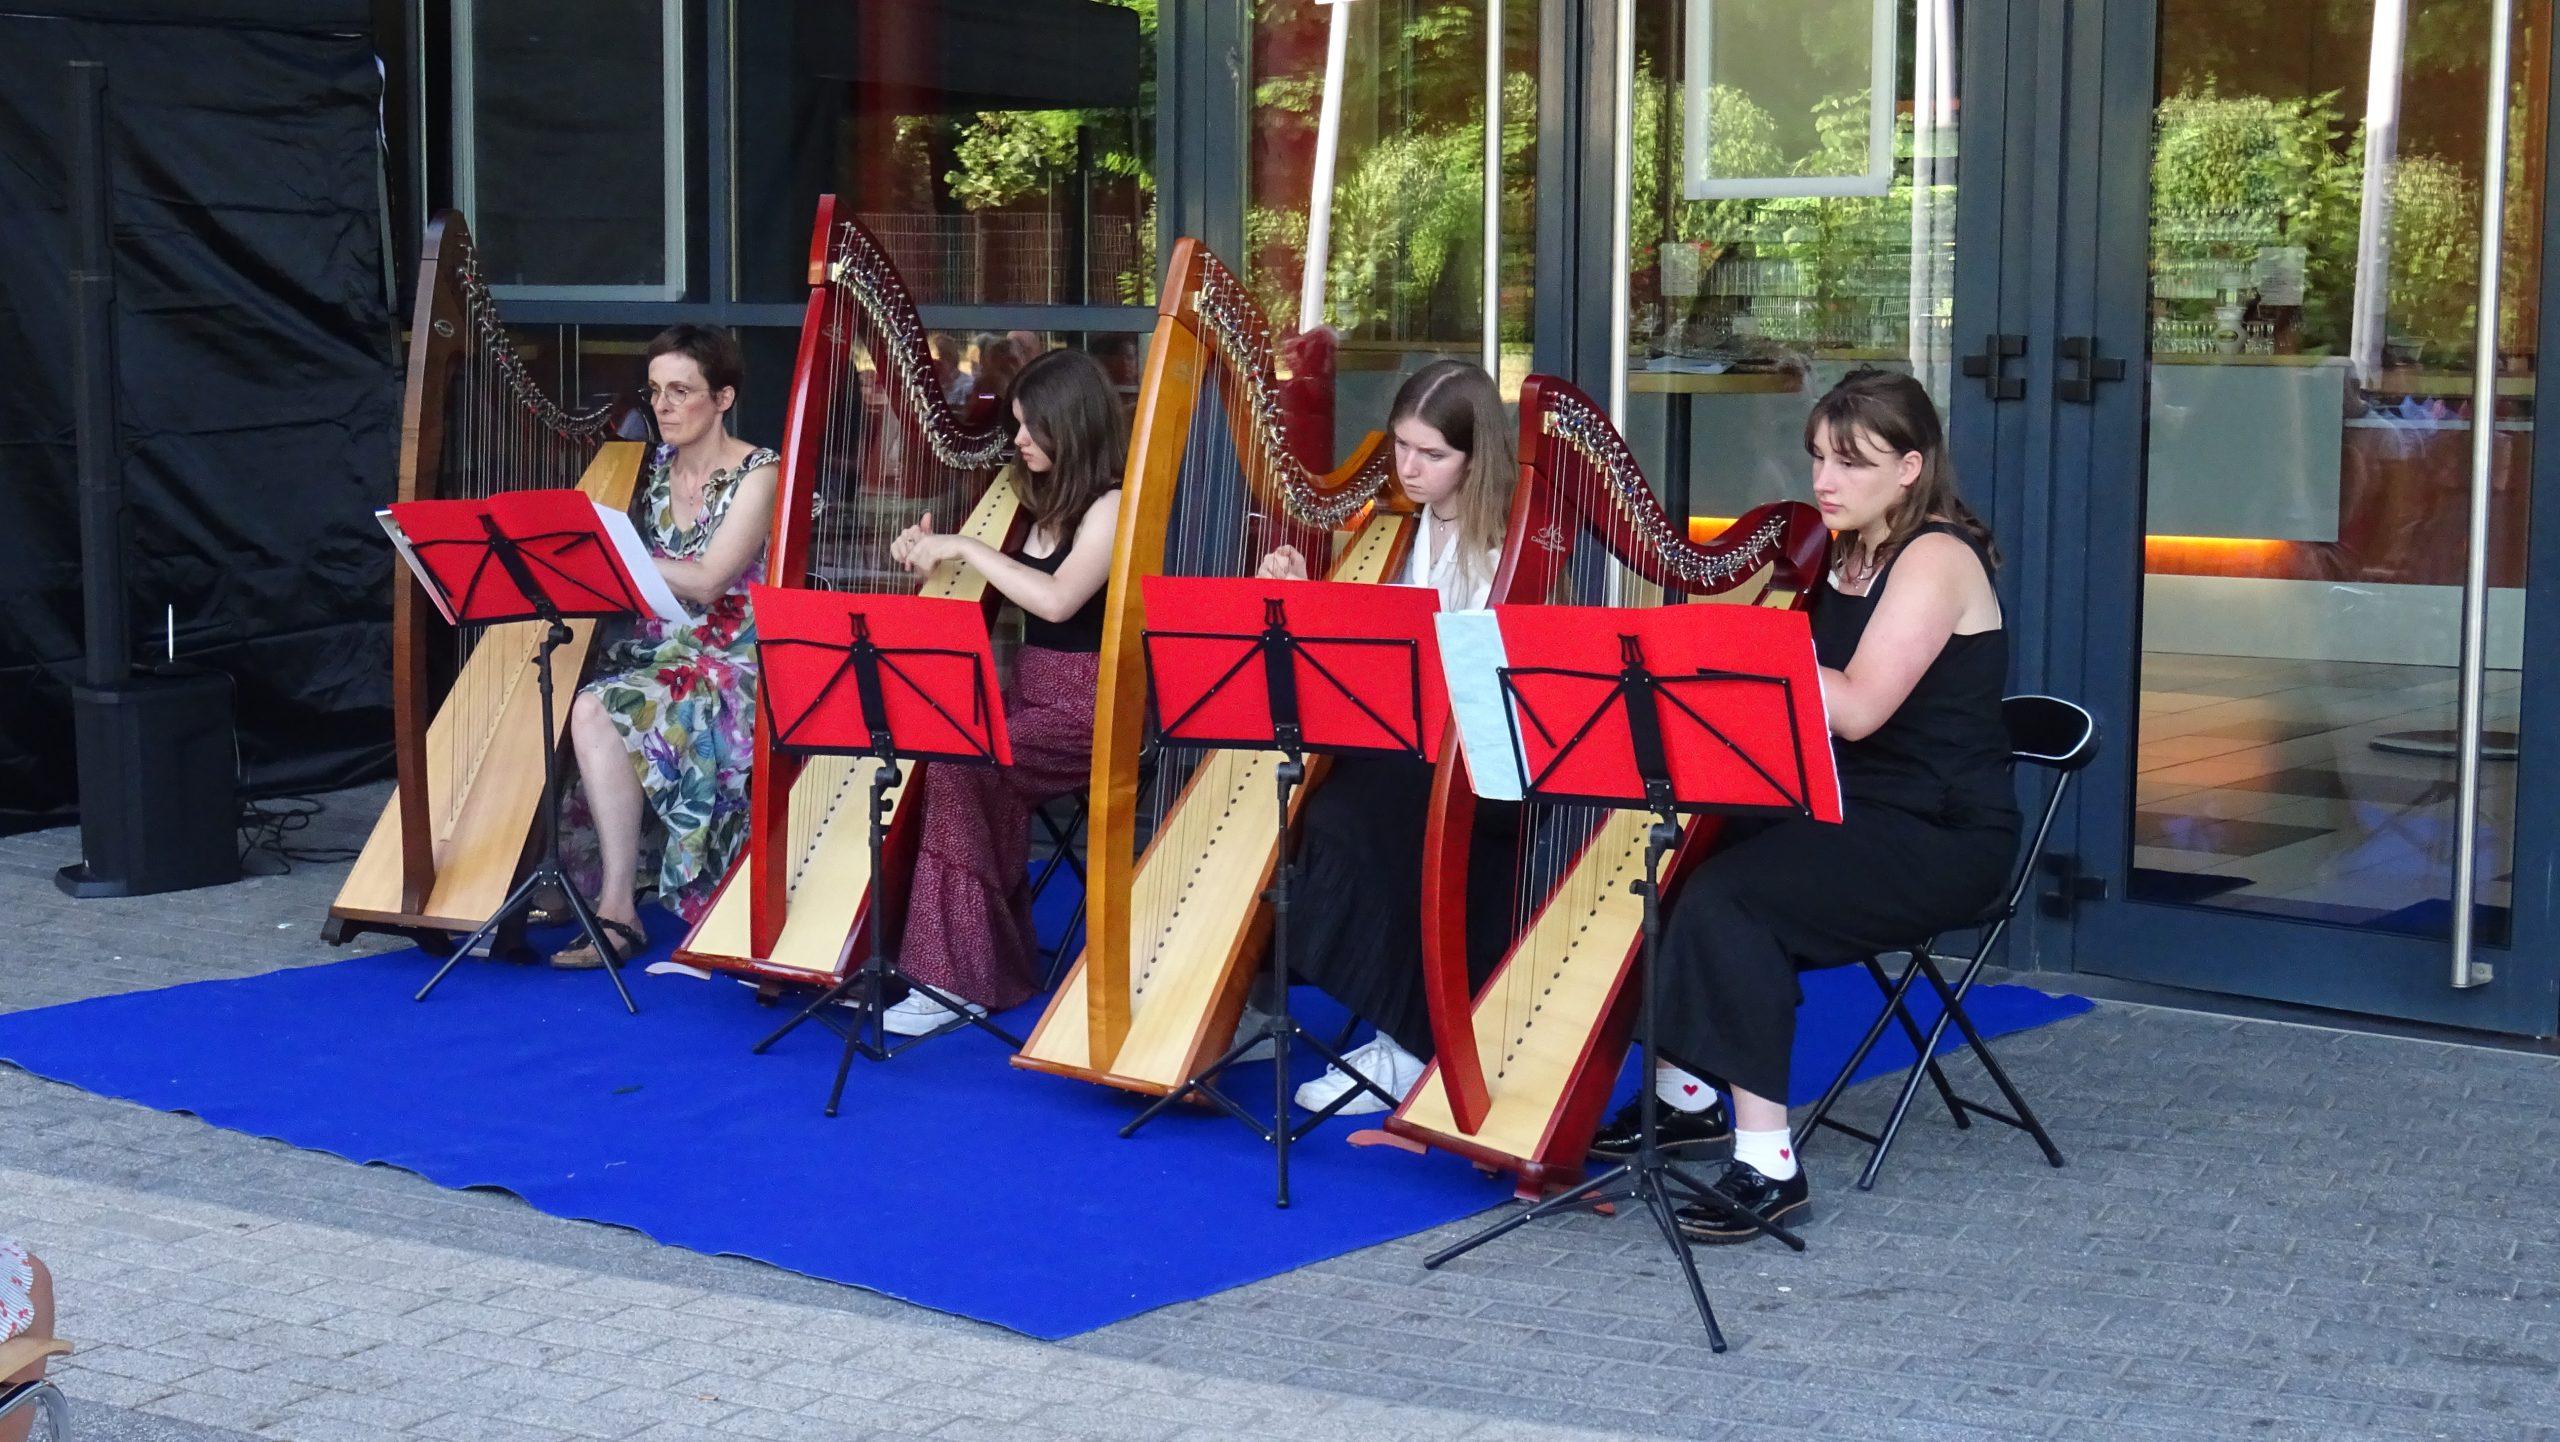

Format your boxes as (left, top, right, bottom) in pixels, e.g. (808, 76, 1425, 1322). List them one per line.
(1386, 375, 1829, 1197)
(676, 198, 1021, 989)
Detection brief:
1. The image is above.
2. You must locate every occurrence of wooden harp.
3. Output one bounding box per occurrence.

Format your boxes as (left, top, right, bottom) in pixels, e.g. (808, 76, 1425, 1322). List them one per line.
(676, 197, 1022, 989)
(1386, 375, 1829, 1197)
(326, 211, 647, 945)
(1012, 238, 1414, 1094)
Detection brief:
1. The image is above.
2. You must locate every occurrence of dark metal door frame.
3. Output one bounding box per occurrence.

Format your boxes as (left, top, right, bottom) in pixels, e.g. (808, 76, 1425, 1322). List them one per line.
(2039, 0, 2560, 1036)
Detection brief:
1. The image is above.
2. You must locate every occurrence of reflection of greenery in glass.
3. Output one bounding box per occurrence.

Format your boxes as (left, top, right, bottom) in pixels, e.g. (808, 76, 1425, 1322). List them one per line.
(1245, 0, 1537, 347)
(930, 0, 1159, 304)
(1638, 59, 1946, 355)
(2149, 79, 2526, 367)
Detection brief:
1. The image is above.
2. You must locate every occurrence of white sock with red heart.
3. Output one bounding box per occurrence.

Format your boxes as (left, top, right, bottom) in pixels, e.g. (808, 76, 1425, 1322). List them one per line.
(1652, 1063, 1717, 1115)
(1734, 1125, 1799, 1181)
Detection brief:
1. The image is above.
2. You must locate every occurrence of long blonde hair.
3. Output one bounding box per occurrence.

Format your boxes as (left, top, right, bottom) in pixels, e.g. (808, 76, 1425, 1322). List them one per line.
(1388, 360, 1516, 596)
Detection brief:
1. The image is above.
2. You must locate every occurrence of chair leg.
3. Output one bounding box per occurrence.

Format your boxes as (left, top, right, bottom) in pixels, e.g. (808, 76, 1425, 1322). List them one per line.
(1917, 954, 2066, 1169)
(1867, 953, 1970, 1130)
(1799, 956, 1927, 1155)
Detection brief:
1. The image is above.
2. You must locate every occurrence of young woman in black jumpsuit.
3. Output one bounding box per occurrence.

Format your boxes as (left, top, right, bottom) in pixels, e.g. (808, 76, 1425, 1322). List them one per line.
(1613, 368, 2020, 1242)
(1248, 360, 1521, 1115)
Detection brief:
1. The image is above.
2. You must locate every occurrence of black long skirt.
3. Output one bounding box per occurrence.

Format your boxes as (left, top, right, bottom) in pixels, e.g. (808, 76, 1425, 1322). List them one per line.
(1285, 753, 1518, 1058)
(1653, 804, 2018, 1103)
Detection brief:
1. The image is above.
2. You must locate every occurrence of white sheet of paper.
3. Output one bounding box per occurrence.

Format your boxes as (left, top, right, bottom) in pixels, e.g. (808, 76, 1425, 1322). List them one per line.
(593, 502, 692, 624)
(374, 508, 458, 625)
(1434, 609, 1525, 802)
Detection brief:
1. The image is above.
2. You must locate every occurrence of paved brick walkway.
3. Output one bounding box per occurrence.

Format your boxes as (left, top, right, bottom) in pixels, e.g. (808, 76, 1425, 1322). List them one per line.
(4, 783, 2558, 1440)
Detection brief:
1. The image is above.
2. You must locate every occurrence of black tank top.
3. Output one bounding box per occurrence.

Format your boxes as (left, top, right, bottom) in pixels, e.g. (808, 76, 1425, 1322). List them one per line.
(1014, 534, 1106, 652)
(1812, 522, 2019, 830)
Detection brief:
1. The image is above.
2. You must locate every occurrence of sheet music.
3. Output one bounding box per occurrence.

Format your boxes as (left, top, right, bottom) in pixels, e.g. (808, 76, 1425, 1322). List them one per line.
(1434, 610, 1525, 802)
(591, 502, 692, 624)
(374, 508, 459, 625)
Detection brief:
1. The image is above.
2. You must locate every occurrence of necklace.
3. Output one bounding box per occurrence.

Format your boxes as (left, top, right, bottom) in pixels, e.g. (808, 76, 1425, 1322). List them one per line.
(1837, 543, 1884, 590)
(1429, 507, 1459, 523)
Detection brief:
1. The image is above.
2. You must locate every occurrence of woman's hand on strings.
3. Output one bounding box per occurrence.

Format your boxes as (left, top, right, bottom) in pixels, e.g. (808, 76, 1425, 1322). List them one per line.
(1256, 545, 1310, 582)
(893, 513, 959, 575)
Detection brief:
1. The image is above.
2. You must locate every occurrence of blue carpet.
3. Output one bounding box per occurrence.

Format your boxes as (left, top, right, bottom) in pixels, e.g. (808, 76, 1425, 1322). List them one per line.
(0, 893, 2088, 1338)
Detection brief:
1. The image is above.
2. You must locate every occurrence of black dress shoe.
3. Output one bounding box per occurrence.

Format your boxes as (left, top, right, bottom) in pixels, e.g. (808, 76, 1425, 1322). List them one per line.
(1673, 1159, 1810, 1245)
(1587, 1097, 1732, 1159)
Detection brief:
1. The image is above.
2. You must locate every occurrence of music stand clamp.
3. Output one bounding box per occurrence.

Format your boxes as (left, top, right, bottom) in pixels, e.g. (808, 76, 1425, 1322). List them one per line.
(412, 509, 648, 1014)
(1423, 624, 1831, 1353)
(1120, 582, 1442, 1209)
(741, 590, 1023, 1116)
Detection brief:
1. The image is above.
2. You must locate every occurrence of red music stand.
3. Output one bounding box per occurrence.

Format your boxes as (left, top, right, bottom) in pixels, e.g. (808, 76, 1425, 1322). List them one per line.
(1118, 575, 1448, 1208)
(1423, 601, 1840, 1352)
(396, 489, 669, 1012)
(742, 584, 1020, 1116)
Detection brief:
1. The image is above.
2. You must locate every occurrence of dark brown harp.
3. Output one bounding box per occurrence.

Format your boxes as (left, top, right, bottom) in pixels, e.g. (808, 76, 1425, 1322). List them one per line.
(326, 211, 646, 946)
(1012, 238, 1413, 1095)
(675, 197, 1020, 989)
(1386, 374, 1830, 1197)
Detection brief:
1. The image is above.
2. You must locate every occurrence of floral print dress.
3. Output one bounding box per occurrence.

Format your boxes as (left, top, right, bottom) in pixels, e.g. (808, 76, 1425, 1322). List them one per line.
(0, 1237, 33, 1340)
(561, 445, 775, 923)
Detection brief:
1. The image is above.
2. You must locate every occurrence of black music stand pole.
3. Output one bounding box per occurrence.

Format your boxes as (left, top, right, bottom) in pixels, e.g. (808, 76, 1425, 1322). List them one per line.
(743, 610, 1023, 1116)
(1420, 634, 1811, 1352)
(1118, 595, 1425, 1208)
(415, 517, 639, 1013)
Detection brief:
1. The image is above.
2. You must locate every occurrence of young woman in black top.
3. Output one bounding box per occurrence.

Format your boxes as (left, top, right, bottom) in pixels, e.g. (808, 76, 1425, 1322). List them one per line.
(1622, 368, 2021, 1241)
(878, 347, 1126, 1033)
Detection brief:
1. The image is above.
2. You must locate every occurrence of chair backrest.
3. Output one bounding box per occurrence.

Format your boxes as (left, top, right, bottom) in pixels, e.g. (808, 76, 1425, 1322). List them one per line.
(1991, 694, 2101, 922)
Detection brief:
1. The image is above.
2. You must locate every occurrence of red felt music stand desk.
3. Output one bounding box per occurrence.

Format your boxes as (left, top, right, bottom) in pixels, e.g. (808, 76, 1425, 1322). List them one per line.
(1119, 575, 1448, 1208)
(398, 490, 661, 1013)
(1424, 601, 1840, 1352)
(742, 585, 1019, 1116)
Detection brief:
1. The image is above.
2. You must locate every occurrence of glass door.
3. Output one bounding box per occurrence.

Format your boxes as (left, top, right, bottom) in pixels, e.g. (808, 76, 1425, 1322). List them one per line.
(2054, 0, 2560, 1033)
(1608, 0, 2025, 548)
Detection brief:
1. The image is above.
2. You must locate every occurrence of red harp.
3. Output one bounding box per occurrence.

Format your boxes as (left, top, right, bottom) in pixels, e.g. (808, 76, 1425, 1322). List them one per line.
(326, 210, 646, 946)
(1012, 238, 1414, 1095)
(676, 198, 1021, 988)
(1386, 375, 1829, 1196)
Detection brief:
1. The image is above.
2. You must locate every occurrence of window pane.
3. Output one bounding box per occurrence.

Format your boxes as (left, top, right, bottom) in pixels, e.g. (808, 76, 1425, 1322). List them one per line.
(733, 0, 1157, 307)
(2129, 0, 2545, 941)
(1245, 0, 1540, 462)
(461, 1, 682, 294)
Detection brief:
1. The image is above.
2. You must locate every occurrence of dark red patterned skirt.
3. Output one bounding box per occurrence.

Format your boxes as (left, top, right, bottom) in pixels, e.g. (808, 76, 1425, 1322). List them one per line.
(895, 646, 1099, 1010)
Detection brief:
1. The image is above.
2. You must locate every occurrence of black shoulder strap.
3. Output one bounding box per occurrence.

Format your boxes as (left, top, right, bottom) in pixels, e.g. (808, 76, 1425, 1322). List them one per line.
(1870, 522, 1992, 604)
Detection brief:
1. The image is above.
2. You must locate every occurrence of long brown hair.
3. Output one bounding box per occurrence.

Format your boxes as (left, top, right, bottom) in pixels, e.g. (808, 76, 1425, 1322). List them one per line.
(1007, 348, 1127, 539)
(1388, 359, 1516, 596)
(1803, 368, 1997, 576)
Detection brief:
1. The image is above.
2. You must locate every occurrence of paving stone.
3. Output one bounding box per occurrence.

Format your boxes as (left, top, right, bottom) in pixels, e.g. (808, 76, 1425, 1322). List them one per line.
(9, 786, 2560, 1442)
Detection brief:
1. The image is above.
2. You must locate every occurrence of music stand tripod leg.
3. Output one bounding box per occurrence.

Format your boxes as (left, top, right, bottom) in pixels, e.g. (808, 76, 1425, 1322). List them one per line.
(417, 617, 637, 1016)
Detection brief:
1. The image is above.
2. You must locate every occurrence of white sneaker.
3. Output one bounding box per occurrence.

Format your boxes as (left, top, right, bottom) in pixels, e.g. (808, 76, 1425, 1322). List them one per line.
(1292, 1034, 1425, 1117)
(1228, 1002, 1277, 1064)
(882, 989, 984, 1037)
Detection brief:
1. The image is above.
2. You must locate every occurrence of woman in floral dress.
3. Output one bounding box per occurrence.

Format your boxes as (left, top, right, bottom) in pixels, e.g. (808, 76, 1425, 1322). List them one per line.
(555, 325, 779, 966)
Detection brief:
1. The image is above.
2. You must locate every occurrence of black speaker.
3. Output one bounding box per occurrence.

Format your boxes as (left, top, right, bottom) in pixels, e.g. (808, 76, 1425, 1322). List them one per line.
(54, 666, 241, 898)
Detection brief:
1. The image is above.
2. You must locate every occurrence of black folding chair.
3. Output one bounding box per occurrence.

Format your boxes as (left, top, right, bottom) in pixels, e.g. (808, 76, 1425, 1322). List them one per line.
(1798, 694, 2097, 1192)
(1032, 792, 1090, 990)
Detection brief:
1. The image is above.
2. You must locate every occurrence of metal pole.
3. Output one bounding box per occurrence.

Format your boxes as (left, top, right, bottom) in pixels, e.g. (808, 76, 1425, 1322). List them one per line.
(1300, 0, 1357, 334)
(1482, 0, 1503, 378)
(2449, 0, 2512, 990)
(1607, 0, 1634, 428)
(68, 61, 128, 689)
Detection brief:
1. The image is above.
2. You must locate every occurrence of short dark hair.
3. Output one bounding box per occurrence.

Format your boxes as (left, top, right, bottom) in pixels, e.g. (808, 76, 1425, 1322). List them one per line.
(644, 324, 744, 398)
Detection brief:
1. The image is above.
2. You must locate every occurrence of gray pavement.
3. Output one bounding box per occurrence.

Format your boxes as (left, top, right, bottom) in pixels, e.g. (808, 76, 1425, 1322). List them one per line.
(3, 782, 2557, 1440)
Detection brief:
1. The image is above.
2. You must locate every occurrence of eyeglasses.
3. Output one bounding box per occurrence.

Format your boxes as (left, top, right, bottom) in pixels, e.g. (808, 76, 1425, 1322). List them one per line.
(641, 382, 706, 406)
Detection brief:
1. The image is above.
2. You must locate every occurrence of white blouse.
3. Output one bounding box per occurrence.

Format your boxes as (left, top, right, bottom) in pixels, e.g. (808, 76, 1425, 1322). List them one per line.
(1401, 510, 1499, 612)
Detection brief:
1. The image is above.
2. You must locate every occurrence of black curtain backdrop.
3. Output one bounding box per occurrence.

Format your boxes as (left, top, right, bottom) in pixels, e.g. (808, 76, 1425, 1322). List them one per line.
(0, 5, 399, 833)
